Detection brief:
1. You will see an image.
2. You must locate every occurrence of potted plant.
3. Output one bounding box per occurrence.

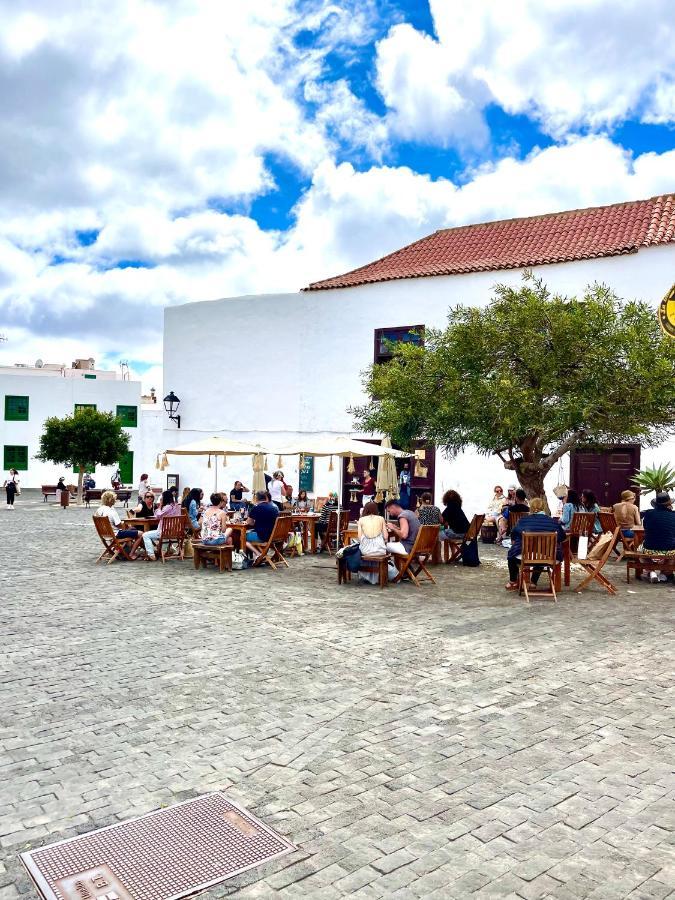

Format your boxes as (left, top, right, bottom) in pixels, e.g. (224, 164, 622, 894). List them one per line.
(631, 463, 675, 498)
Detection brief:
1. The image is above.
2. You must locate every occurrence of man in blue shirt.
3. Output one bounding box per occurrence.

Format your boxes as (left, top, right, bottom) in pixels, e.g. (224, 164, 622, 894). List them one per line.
(245, 491, 279, 556)
(506, 498, 566, 590)
(642, 493, 675, 552)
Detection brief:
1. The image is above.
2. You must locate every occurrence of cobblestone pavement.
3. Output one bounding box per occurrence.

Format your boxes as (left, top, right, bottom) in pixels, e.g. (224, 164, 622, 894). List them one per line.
(1, 494, 674, 899)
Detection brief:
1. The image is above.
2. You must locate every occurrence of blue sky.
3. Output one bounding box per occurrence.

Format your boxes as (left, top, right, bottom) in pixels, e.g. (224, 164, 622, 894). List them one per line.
(0, 0, 673, 387)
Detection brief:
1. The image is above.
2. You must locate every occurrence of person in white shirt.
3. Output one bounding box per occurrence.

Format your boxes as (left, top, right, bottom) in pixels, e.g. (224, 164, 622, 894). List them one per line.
(95, 490, 142, 556)
(4, 469, 20, 509)
(269, 471, 286, 510)
(137, 474, 150, 501)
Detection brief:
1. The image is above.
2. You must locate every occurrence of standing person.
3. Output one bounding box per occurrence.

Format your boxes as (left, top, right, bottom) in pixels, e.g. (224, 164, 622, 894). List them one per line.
(315, 492, 339, 552)
(3, 468, 20, 509)
(355, 500, 389, 584)
(111, 468, 122, 490)
(440, 489, 470, 539)
(200, 493, 233, 546)
(417, 492, 442, 526)
(137, 473, 150, 501)
(385, 499, 420, 556)
(182, 487, 204, 531)
(83, 472, 96, 490)
(505, 498, 565, 591)
(229, 480, 249, 512)
(94, 490, 143, 557)
(142, 490, 182, 560)
(245, 490, 280, 558)
(398, 462, 412, 510)
(269, 471, 286, 510)
(361, 468, 377, 506)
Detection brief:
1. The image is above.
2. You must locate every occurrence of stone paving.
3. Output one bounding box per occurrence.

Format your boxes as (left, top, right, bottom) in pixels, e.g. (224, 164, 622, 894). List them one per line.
(1, 493, 674, 900)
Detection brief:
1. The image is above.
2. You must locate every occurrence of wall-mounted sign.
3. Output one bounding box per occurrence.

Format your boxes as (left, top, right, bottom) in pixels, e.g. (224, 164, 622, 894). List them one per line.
(658, 284, 675, 338)
(298, 456, 314, 492)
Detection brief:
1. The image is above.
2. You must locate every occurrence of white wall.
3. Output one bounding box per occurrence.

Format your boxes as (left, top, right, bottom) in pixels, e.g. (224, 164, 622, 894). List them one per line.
(0, 371, 143, 488)
(163, 244, 675, 514)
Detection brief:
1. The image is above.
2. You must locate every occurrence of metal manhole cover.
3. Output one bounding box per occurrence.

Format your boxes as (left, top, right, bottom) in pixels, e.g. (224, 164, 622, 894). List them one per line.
(21, 793, 295, 900)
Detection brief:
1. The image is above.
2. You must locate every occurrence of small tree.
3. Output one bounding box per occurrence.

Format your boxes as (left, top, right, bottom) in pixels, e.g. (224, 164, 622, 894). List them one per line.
(36, 408, 130, 504)
(353, 274, 675, 504)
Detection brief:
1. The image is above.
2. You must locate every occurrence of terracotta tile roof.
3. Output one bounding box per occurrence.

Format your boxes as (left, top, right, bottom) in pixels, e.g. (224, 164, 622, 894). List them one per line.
(305, 194, 675, 291)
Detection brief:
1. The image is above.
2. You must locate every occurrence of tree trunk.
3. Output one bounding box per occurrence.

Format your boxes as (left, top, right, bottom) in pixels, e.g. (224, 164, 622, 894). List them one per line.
(515, 468, 550, 514)
(77, 465, 84, 505)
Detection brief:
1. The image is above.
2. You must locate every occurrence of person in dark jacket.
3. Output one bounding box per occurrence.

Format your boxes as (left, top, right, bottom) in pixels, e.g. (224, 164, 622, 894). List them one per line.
(506, 498, 565, 590)
(641, 492, 675, 583)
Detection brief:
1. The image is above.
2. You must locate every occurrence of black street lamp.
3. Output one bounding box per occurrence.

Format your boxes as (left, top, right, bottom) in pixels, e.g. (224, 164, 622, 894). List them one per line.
(163, 391, 181, 428)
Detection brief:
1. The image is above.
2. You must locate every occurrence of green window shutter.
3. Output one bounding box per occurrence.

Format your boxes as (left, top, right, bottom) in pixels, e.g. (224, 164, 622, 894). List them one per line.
(116, 405, 138, 427)
(118, 450, 134, 484)
(4, 445, 28, 470)
(74, 403, 97, 414)
(84, 374, 97, 379)
(4, 395, 29, 421)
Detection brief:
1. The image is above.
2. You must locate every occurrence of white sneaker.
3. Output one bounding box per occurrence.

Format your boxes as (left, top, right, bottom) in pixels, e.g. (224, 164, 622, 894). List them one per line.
(649, 571, 659, 583)
(658, 573, 668, 583)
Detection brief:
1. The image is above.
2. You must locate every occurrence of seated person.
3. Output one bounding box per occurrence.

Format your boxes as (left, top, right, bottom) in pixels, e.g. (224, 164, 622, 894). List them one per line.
(505, 497, 565, 591)
(181, 487, 204, 531)
(95, 490, 142, 557)
(485, 486, 507, 524)
(497, 488, 530, 540)
(361, 468, 377, 504)
(56, 477, 69, 495)
(613, 490, 641, 533)
(200, 493, 233, 545)
(83, 473, 96, 490)
(316, 492, 339, 552)
(385, 499, 420, 556)
(245, 490, 280, 558)
(581, 489, 603, 534)
(132, 491, 157, 518)
(229, 480, 249, 512)
(295, 489, 310, 511)
(640, 492, 675, 583)
(441, 489, 470, 539)
(417, 491, 442, 526)
(142, 490, 182, 560)
(354, 500, 389, 584)
(560, 489, 582, 531)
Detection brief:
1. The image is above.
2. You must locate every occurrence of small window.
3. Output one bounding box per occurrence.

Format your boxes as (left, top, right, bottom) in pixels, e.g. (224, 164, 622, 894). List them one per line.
(84, 373, 97, 380)
(4, 395, 29, 421)
(4, 445, 28, 470)
(374, 325, 424, 364)
(116, 405, 138, 428)
(74, 403, 97, 414)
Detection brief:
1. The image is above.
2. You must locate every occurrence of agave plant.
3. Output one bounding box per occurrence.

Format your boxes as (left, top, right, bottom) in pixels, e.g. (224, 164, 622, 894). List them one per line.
(631, 463, 675, 496)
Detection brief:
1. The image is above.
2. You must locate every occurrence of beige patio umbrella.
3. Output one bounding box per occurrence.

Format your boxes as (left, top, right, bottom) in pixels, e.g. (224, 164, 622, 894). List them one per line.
(163, 436, 269, 491)
(251, 452, 266, 494)
(375, 436, 400, 502)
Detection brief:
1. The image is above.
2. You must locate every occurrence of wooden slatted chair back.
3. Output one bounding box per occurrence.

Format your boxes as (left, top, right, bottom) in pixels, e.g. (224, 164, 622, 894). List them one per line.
(271, 514, 294, 543)
(413, 524, 440, 557)
(464, 513, 485, 542)
(393, 524, 440, 587)
(161, 515, 184, 542)
(93, 514, 116, 541)
(598, 511, 617, 533)
(521, 532, 557, 567)
(569, 511, 596, 537)
(508, 510, 527, 532)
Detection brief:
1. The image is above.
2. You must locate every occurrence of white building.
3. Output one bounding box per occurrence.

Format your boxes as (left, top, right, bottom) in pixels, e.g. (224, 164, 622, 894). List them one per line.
(0, 357, 160, 489)
(162, 195, 675, 514)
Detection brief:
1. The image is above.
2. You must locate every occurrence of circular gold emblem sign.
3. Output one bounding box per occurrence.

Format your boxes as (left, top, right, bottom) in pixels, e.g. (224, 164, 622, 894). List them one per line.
(659, 283, 675, 338)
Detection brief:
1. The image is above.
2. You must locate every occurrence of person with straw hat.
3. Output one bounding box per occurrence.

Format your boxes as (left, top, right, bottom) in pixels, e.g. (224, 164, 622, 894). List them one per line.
(612, 490, 641, 530)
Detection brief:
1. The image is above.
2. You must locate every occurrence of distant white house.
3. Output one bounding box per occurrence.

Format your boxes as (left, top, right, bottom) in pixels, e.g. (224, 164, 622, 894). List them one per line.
(162, 194, 675, 514)
(0, 357, 161, 489)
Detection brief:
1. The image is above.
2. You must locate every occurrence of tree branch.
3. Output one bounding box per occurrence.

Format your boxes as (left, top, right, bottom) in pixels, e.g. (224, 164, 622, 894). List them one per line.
(542, 430, 587, 472)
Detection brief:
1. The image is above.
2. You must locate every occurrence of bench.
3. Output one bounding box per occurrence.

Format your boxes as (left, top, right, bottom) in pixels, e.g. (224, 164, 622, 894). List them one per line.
(83, 489, 132, 508)
(41, 484, 76, 502)
(192, 542, 233, 572)
(625, 550, 675, 583)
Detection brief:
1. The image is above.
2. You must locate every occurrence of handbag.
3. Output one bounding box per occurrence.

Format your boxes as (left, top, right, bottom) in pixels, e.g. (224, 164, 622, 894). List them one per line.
(461, 539, 480, 567)
(183, 537, 194, 558)
(344, 545, 362, 573)
(232, 550, 246, 570)
(552, 460, 567, 499)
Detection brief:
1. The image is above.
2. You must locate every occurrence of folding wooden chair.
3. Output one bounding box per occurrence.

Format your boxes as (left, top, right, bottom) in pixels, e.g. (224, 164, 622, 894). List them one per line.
(157, 515, 186, 563)
(572, 527, 620, 595)
(598, 511, 621, 559)
(93, 516, 137, 564)
(444, 514, 484, 564)
(392, 525, 439, 587)
(250, 515, 293, 570)
(323, 510, 351, 555)
(519, 532, 559, 602)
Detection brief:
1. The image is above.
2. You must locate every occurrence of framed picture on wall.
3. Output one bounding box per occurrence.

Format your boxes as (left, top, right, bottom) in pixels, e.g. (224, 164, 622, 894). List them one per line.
(167, 473, 179, 491)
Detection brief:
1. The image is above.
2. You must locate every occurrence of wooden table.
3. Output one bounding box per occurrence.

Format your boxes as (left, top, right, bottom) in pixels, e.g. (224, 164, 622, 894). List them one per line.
(225, 521, 248, 552)
(122, 517, 157, 532)
(292, 513, 320, 552)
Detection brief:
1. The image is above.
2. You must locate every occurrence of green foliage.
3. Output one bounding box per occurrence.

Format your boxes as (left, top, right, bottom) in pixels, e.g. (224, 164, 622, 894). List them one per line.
(36, 407, 130, 501)
(353, 274, 675, 494)
(631, 463, 675, 495)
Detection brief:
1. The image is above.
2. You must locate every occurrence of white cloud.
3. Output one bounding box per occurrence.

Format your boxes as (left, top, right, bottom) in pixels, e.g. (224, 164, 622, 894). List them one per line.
(376, 0, 675, 139)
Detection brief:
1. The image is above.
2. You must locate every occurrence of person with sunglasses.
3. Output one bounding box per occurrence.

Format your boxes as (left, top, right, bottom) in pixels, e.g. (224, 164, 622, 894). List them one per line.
(132, 491, 157, 518)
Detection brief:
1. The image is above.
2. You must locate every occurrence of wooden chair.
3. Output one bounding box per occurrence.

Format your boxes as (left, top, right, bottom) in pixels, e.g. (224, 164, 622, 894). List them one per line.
(598, 511, 621, 558)
(93, 516, 137, 564)
(322, 510, 351, 555)
(392, 525, 439, 587)
(568, 511, 598, 550)
(443, 514, 484, 564)
(192, 542, 233, 572)
(507, 510, 527, 535)
(337, 553, 390, 588)
(250, 515, 293, 570)
(181, 508, 200, 538)
(572, 527, 620, 595)
(157, 515, 185, 563)
(519, 532, 559, 602)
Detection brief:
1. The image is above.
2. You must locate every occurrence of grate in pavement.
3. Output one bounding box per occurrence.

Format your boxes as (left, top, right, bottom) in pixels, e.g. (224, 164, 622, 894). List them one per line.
(21, 792, 295, 900)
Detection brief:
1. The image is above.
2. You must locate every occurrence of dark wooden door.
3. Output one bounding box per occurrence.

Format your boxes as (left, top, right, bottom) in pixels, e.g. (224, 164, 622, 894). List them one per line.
(570, 445, 640, 506)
